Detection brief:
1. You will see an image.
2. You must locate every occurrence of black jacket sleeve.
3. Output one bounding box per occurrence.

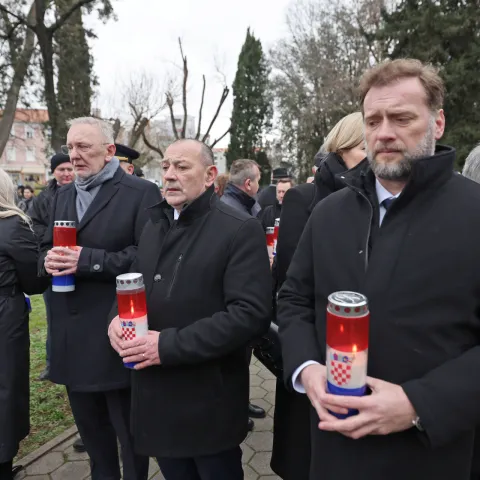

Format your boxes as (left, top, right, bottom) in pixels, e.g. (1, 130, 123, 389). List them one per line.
(275, 185, 314, 290)
(402, 345, 480, 449)
(159, 218, 272, 366)
(75, 183, 161, 280)
(277, 215, 322, 388)
(28, 191, 50, 242)
(8, 217, 49, 295)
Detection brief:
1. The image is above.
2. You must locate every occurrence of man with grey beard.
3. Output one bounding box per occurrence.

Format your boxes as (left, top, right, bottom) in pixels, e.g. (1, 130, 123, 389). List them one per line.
(277, 59, 480, 480)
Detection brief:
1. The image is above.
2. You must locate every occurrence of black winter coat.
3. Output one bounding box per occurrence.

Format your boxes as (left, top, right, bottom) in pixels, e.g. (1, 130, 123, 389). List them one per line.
(28, 179, 59, 241)
(130, 187, 271, 458)
(220, 182, 262, 217)
(39, 168, 161, 391)
(0, 216, 48, 462)
(278, 146, 480, 480)
(259, 202, 281, 232)
(271, 153, 364, 480)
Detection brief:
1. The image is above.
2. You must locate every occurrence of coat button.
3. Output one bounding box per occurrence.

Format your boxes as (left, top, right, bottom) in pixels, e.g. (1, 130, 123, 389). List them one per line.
(93, 264, 100, 271)
(154, 274, 162, 282)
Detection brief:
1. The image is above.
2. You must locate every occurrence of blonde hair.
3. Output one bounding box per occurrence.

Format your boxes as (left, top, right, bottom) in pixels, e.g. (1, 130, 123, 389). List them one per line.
(358, 59, 445, 112)
(0, 169, 32, 225)
(323, 112, 364, 154)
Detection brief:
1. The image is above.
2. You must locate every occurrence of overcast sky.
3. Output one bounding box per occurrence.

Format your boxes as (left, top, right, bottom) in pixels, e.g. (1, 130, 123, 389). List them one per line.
(87, 0, 293, 147)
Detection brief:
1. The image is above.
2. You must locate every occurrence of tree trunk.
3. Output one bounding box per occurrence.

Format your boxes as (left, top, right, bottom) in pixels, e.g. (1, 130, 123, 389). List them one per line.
(0, 3, 36, 159)
(37, 26, 60, 151)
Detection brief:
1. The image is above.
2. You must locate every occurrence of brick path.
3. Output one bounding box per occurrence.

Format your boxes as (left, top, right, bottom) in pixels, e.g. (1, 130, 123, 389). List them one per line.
(15, 358, 279, 479)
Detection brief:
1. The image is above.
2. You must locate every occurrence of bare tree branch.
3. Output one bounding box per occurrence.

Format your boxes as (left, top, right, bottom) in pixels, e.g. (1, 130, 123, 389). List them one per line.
(166, 92, 179, 140)
(49, 0, 97, 34)
(0, 4, 31, 27)
(195, 74, 206, 140)
(178, 38, 188, 139)
(142, 130, 164, 158)
(201, 86, 229, 143)
(209, 127, 230, 149)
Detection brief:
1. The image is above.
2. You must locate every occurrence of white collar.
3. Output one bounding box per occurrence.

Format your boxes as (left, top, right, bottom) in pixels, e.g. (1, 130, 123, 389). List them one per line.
(375, 179, 402, 204)
(174, 209, 180, 220)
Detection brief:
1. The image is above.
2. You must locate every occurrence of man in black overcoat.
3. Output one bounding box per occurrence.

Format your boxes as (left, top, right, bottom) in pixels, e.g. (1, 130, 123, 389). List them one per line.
(108, 139, 271, 480)
(40, 117, 161, 480)
(278, 59, 480, 480)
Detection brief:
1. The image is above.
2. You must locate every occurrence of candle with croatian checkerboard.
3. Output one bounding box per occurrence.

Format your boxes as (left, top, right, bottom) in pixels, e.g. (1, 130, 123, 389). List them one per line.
(326, 291, 370, 418)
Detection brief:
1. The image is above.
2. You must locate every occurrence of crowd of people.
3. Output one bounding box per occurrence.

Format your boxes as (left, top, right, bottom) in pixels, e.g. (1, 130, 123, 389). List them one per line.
(1, 57, 480, 480)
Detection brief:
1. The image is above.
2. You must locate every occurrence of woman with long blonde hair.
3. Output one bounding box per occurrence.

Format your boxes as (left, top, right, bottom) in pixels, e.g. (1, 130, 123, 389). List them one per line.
(0, 169, 48, 480)
(271, 112, 368, 480)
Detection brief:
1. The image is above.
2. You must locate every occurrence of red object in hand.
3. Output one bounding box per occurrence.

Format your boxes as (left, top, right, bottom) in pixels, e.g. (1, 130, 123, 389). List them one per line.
(273, 218, 280, 255)
(54, 221, 77, 247)
(116, 273, 149, 369)
(266, 227, 275, 247)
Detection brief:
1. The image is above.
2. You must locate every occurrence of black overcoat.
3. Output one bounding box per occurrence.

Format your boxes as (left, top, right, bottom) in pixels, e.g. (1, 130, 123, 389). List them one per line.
(0, 216, 48, 462)
(39, 168, 161, 391)
(129, 187, 272, 458)
(278, 146, 480, 480)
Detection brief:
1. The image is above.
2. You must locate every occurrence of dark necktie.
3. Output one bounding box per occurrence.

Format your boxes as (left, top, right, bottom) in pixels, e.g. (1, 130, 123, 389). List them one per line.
(382, 197, 396, 211)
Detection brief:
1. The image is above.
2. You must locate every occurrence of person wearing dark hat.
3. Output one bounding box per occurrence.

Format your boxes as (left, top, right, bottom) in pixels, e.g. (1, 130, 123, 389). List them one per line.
(29, 154, 74, 376)
(257, 167, 291, 210)
(116, 143, 139, 175)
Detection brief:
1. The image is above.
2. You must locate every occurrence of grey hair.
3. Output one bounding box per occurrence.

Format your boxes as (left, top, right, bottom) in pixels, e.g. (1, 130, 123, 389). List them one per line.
(0, 168, 32, 226)
(67, 117, 114, 143)
(229, 159, 260, 186)
(462, 145, 480, 184)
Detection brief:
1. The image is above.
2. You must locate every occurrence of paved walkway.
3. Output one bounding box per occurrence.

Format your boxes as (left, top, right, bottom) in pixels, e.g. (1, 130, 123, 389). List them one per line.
(15, 358, 279, 479)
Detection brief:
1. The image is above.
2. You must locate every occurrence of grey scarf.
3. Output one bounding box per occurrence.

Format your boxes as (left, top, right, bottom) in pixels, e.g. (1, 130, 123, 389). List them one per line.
(74, 157, 120, 222)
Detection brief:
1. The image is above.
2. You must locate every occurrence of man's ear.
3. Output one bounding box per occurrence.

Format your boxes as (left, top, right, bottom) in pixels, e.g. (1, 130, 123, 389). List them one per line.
(205, 165, 218, 187)
(105, 143, 116, 161)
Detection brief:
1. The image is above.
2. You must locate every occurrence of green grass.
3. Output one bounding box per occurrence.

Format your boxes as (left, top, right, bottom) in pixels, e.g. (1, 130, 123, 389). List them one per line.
(16, 295, 75, 460)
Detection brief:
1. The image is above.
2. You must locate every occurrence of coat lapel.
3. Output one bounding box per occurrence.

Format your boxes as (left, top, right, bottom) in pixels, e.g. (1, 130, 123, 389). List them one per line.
(77, 173, 121, 233)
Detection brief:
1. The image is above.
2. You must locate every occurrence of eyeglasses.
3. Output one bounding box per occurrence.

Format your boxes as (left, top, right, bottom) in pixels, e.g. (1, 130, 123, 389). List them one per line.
(61, 143, 110, 155)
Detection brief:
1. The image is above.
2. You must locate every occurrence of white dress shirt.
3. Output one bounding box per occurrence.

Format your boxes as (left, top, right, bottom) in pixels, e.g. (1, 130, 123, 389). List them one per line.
(291, 179, 402, 393)
(174, 209, 180, 220)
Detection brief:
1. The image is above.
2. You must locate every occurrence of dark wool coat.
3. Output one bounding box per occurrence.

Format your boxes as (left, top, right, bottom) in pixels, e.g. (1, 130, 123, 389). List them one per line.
(129, 187, 272, 458)
(0, 216, 48, 462)
(39, 168, 161, 391)
(278, 146, 480, 480)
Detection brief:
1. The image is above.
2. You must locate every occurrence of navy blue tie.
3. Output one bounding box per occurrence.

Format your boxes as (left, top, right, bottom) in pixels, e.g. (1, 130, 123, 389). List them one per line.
(382, 197, 396, 210)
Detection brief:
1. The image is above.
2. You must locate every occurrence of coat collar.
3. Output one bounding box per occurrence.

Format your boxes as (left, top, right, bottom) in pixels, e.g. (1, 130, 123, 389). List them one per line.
(223, 183, 258, 212)
(149, 185, 216, 225)
(342, 145, 456, 202)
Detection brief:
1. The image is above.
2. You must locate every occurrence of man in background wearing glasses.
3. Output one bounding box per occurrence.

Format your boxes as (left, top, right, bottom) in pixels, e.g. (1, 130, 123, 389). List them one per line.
(40, 117, 161, 480)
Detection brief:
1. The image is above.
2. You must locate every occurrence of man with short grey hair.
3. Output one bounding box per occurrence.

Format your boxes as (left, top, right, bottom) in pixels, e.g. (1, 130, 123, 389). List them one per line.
(40, 116, 161, 480)
(463, 144, 480, 183)
(221, 159, 262, 217)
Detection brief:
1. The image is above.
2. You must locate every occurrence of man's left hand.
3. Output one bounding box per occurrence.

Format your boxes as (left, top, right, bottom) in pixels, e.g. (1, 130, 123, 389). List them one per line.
(318, 376, 417, 439)
(120, 331, 161, 370)
(46, 247, 82, 276)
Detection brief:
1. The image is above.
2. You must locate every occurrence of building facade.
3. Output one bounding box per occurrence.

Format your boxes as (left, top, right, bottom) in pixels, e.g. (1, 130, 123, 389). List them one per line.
(0, 109, 50, 185)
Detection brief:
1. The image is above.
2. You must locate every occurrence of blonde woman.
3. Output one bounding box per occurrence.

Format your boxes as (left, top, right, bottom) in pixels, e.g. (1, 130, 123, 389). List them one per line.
(0, 169, 48, 480)
(271, 112, 368, 480)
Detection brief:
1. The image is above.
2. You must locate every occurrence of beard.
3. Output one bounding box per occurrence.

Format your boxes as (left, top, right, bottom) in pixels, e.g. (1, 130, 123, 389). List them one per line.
(367, 118, 436, 181)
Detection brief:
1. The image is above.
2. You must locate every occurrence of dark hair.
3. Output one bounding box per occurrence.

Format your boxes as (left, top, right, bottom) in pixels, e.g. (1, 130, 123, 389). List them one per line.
(23, 186, 34, 193)
(359, 58, 445, 112)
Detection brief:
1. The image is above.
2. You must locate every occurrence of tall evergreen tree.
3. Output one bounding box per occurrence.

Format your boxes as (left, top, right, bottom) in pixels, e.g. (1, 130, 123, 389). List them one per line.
(227, 28, 272, 182)
(55, 0, 94, 146)
(376, 0, 480, 166)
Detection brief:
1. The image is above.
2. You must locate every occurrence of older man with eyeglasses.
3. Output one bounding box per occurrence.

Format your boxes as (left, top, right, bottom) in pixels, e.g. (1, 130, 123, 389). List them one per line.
(40, 117, 161, 480)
